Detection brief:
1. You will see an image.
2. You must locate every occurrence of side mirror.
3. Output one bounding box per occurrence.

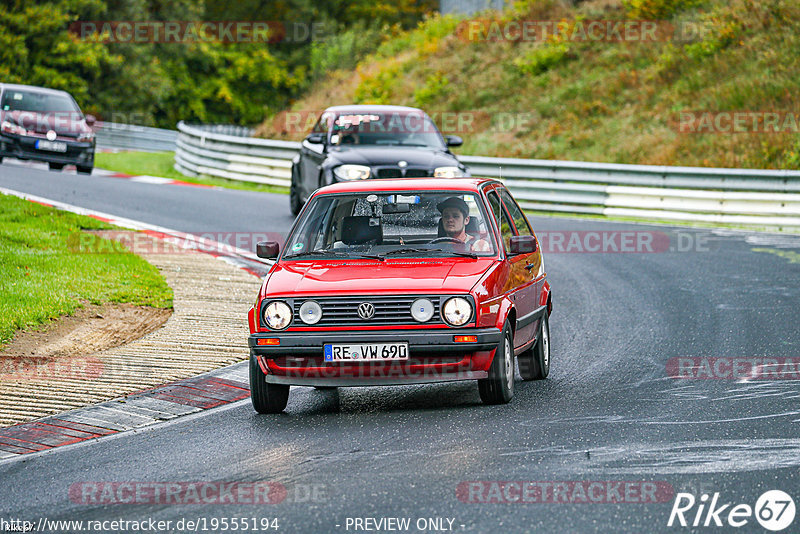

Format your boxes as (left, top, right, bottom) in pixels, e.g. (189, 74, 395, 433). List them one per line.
(445, 135, 463, 147)
(85, 115, 96, 126)
(510, 235, 537, 254)
(305, 133, 325, 144)
(256, 241, 280, 259)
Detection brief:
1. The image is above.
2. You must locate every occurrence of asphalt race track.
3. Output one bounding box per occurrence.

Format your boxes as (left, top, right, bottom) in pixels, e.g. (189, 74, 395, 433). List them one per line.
(1, 163, 799, 533)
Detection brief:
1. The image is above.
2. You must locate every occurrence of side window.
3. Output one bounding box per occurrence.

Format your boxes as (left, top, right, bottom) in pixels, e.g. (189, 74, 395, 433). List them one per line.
(499, 188, 533, 237)
(487, 190, 514, 252)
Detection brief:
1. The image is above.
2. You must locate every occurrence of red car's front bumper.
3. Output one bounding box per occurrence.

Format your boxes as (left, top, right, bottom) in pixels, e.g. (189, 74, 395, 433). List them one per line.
(248, 328, 502, 386)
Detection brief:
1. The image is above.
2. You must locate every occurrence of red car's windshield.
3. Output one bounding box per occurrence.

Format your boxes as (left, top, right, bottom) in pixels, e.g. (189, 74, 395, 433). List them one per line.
(284, 191, 498, 259)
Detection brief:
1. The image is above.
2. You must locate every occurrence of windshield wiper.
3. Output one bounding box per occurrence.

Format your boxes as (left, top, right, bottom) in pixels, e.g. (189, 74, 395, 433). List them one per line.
(381, 248, 478, 259)
(289, 249, 384, 261)
(381, 248, 433, 256)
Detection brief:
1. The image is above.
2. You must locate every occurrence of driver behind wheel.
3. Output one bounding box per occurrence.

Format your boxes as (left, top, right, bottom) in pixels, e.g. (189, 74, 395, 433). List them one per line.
(437, 197, 491, 252)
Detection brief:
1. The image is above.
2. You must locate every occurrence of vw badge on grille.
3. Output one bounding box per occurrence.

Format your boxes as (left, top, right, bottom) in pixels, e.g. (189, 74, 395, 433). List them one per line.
(357, 302, 375, 320)
(46, 130, 57, 141)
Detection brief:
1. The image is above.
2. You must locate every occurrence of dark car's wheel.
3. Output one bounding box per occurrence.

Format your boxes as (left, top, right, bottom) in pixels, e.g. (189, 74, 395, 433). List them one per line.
(478, 321, 514, 405)
(48, 162, 65, 171)
(519, 314, 550, 381)
(77, 165, 93, 175)
(289, 165, 303, 216)
(249, 355, 290, 413)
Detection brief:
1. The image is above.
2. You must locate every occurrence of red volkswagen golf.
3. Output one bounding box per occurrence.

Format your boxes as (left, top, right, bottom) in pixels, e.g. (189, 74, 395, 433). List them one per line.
(248, 178, 552, 413)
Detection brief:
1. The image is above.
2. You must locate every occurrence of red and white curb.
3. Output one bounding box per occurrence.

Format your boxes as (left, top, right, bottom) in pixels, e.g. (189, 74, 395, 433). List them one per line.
(0, 362, 249, 461)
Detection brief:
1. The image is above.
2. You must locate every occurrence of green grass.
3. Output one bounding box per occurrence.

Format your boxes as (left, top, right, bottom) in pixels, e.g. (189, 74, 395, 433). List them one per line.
(94, 151, 288, 195)
(0, 194, 173, 347)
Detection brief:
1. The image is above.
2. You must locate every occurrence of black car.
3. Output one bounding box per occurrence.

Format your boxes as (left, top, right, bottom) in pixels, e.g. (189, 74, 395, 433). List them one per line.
(0, 83, 96, 174)
(289, 105, 470, 215)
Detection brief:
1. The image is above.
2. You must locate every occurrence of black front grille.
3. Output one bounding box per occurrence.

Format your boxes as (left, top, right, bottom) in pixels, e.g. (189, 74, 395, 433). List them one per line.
(374, 166, 430, 179)
(292, 296, 444, 327)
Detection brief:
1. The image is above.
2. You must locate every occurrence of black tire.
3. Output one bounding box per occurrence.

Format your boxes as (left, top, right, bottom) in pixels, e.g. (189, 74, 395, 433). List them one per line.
(48, 162, 65, 171)
(289, 165, 303, 216)
(77, 165, 93, 175)
(519, 313, 550, 381)
(249, 355, 290, 414)
(478, 321, 514, 405)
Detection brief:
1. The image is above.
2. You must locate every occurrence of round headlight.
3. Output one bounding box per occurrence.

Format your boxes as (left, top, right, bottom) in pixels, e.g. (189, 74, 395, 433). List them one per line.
(263, 301, 292, 330)
(442, 297, 472, 326)
(333, 164, 371, 181)
(299, 300, 323, 325)
(411, 298, 434, 322)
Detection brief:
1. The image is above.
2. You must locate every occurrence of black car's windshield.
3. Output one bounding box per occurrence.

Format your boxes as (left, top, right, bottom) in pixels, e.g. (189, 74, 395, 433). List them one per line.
(284, 191, 497, 259)
(1, 90, 80, 113)
(329, 112, 446, 149)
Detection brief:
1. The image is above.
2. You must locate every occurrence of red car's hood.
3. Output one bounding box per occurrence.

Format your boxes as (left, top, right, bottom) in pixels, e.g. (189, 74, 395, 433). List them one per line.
(264, 258, 496, 296)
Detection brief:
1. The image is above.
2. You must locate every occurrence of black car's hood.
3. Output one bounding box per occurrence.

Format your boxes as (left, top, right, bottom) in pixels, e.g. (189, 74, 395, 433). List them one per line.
(324, 145, 459, 169)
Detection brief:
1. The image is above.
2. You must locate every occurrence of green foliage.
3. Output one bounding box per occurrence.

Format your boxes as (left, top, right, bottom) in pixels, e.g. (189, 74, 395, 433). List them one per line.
(353, 63, 403, 104)
(413, 72, 450, 107)
(308, 23, 386, 80)
(514, 42, 572, 76)
(622, 0, 702, 19)
(0, 0, 435, 128)
(268, 0, 800, 170)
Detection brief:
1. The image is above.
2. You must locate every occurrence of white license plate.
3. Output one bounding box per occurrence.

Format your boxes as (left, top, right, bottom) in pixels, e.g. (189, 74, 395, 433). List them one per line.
(324, 342, 409, 362)
(35, 140, 67, 152)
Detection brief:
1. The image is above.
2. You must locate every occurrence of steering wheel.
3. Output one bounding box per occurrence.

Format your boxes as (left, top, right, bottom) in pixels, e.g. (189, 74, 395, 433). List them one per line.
(429, 237, 463, 245)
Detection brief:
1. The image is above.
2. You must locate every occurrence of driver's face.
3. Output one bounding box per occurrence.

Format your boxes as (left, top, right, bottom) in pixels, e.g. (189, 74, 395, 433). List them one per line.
(441, 207, 467, 236)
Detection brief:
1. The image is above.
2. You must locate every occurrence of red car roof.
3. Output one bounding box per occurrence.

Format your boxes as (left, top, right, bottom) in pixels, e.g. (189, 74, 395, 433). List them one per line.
(315, 177, 498, 196)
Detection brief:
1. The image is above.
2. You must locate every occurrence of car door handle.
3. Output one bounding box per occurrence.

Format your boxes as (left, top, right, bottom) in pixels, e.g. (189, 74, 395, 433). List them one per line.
(524, 263, 536, 271)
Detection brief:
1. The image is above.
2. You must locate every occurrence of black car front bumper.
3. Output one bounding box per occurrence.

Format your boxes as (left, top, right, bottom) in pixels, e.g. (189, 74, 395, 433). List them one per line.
(0, 133, 94, 166)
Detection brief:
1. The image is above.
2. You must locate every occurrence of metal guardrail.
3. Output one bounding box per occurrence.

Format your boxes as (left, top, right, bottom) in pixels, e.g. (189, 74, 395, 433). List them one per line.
(94, 122, 177, 152)
(174, 121, 298, 186)
(173, 121, 800, 227)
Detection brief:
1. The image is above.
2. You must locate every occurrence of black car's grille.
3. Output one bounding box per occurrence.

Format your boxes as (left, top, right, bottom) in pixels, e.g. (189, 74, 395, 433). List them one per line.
(374, 166, 431, 179)
(292, 295, 444, 327)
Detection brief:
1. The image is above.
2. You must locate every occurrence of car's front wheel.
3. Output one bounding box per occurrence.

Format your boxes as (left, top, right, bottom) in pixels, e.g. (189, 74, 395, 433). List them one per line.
(77, 165, 93, 175)
(289, 165, 303, 216)
(249, 355, 290, 413)
(519, 313, 550, 380)
(478, 321, 514, 405)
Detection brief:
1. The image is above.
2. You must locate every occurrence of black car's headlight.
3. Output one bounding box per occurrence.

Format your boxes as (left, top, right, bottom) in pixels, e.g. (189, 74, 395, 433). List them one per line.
(434, 166, 466, 178)
(442, 297, 472, 326)
(333, 164, 371, 181)
(263, 301, 292, 330)
(77, 132, 95, 142)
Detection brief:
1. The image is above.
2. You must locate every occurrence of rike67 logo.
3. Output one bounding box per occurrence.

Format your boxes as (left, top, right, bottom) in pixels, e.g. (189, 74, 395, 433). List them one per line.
(668, 490, 795, 531)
